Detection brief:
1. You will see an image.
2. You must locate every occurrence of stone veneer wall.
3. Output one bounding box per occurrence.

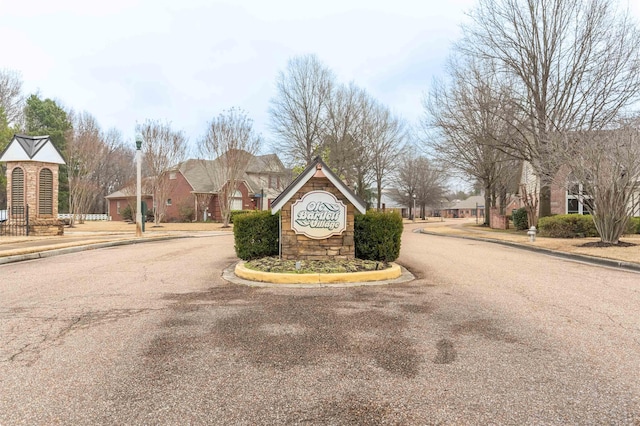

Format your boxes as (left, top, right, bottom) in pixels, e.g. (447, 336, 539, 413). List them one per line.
(280, 177, 356, 260)
(6, 161, 60, 218)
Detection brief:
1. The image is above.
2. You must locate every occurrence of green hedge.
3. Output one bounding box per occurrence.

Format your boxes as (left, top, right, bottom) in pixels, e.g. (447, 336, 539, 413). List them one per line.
(512, 207, 529, 231)
(354, 210, 403, 262)
(626, 217, 640, 234)
(229, 210, 253, 224)
(538, 214, 598, 238)
(233, 211, 279, 260)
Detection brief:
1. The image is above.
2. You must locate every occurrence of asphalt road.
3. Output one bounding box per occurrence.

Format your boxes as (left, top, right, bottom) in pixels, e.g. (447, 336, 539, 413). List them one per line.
(1, 226, 639, 424)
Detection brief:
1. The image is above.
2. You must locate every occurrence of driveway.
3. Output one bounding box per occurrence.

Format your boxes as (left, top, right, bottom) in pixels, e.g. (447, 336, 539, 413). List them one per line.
(1, 227, 638, 424)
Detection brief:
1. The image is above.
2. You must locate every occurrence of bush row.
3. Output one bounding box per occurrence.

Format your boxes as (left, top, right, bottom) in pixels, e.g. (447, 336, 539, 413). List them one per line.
(538, 214, 598, 238)
(538, 214, 640, 238)
(233, 210, 403, 261)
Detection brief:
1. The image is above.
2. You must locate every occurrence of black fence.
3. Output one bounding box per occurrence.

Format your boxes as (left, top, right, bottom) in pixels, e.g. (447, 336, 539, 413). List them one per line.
(0, 205, 29, 236)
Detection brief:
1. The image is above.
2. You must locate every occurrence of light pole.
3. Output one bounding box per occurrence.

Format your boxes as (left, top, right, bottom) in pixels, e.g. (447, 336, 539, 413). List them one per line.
(412, 194, 416, 222)
(135, 135, 142, 237)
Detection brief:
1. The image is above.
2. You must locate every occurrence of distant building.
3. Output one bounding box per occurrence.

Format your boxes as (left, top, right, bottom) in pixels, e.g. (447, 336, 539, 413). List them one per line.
(106, 152, 290, 222)
(442, 195, 485, 219)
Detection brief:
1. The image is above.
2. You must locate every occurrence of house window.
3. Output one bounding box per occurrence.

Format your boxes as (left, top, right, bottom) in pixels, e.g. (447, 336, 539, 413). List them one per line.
(166, 198, 172, 206)
(38, 168, 53, 216)
(169, 172, 176, 180)
(116, 201, 121, 214)
(231, 190, 243, 211)
(11, 167, 25, 214)
(567, 182, 591, 215)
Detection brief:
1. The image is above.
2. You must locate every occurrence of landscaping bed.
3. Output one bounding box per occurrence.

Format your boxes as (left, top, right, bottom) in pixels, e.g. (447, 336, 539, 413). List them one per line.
(244, 256, 391, 274)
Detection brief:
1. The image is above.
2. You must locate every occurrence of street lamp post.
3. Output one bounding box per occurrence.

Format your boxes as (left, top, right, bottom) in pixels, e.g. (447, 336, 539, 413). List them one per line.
(135, 135, 142, 237)
(412, 194, 416, 222)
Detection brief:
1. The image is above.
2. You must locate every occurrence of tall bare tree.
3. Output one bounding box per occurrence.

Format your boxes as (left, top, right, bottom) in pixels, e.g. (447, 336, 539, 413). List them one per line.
(554, 121, 640, 244)
(66, 111, 104, 226)
(424, 57, 520, 225)
(269, 54, 334, 166)
(391, 149, 446, 219)
(461, 0, 640, 217)
(323, 82, 365, 182)
(136, 120, 188, 225)
(199, 108, 262, 227)
(367, 102, 406, 210)
(0, 69, 24, 126)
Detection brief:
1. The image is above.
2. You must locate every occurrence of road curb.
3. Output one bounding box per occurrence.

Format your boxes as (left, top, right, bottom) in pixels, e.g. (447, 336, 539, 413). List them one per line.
(418, 229, 640, 273)
(0, 235, 190, 265)
(223, 262, 415, 288)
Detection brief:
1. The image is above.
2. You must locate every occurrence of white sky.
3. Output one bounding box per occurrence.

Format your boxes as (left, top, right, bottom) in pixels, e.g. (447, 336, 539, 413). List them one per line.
(2, 0, 640, 155)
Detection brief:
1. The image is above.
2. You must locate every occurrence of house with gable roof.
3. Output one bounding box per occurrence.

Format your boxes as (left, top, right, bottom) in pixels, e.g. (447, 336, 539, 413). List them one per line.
(106, 152, 290, 222)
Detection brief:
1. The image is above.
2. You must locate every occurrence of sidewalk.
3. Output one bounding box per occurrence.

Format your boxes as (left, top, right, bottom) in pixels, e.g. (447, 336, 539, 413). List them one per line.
(410, 218, 640, 272)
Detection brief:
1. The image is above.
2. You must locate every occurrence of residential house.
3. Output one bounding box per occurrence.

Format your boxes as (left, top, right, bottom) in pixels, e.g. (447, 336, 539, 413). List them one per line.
(441, 195, 485, 219)
(106, 153, 290, 222)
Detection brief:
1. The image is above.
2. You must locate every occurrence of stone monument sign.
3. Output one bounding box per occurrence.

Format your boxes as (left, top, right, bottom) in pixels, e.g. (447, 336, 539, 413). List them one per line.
(271, 157, 366, 260)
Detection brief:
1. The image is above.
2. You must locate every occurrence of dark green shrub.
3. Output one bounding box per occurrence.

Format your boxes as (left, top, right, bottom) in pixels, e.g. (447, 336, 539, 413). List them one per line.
(121, 204, 133, 222)
(354, 210, 403, 262)
(625, 217, 640, 234)
(178, 204, 195, 222)
(233, 210, 279, 260)
(512, 207, 529, 230)
(538, 214, 598, 238)
(229, 210, 253, 224)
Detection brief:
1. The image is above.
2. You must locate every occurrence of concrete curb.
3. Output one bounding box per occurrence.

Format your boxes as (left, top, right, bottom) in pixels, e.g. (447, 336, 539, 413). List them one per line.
(418, 229, 640, 273)
(223, 262, 415, 288)
(0, 235, 190, 266)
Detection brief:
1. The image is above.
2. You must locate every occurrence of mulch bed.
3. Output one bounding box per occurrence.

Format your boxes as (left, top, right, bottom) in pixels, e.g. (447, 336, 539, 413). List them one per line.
(578, 241, 637, 248)
(245, 256, 391, 274)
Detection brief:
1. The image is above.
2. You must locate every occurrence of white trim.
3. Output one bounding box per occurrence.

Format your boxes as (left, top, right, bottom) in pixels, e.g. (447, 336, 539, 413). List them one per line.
(271, 163, 366, 214)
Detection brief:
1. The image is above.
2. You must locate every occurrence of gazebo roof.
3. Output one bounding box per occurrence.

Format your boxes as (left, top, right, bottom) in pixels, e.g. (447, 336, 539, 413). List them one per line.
(0, 134, 65, 164)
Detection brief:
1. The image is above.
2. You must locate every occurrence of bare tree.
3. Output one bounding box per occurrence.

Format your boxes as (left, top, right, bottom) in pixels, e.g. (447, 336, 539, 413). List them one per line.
(137, 120, 188, 225)
(66, 111, 104, 226)
(424, 56, 520, 225)
(0, 69, 24, 126)
(554, 122, 640, 244)
(367, 102, 406, 210)
(323, 82, 365, 182)
(461, 0, 640, 218)
(90, 129, 135, 214)
(269, 54, 334, 166)
(392, 149, 446, 219)
(198, 108, 262, 227)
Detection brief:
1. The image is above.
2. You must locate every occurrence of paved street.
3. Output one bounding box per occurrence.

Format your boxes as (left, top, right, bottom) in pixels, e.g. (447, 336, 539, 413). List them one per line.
(1, 226, 639, 424)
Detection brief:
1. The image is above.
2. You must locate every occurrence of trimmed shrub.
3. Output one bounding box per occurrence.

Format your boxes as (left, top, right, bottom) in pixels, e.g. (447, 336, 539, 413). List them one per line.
(121, 205, 133, 222)
(229, 210, 253, 224)
(538, 214, 598, 238)
(354, 210, 403, 262)
(233, 210, 279, 260)
(512, 207, 529, 230)
(625, 217, 640, 234)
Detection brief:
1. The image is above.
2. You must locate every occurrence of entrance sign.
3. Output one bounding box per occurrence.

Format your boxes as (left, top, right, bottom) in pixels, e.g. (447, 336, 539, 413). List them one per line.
(291, 190, 346, 239)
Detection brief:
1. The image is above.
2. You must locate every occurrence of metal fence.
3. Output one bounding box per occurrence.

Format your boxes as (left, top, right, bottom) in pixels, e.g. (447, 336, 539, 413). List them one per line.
(0, 205, 29, 236)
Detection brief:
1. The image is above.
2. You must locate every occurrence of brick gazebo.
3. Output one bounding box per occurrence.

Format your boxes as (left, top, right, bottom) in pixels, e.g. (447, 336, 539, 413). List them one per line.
(0, 134, 66, 235)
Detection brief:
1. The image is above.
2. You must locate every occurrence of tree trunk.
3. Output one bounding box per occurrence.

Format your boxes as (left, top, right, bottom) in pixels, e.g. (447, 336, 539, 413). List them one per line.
(483, 182, 491, 226)
(539, 185, 552, 218)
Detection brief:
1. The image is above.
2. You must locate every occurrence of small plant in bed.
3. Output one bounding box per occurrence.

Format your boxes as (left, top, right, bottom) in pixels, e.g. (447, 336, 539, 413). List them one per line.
(245, 257, 391, 274)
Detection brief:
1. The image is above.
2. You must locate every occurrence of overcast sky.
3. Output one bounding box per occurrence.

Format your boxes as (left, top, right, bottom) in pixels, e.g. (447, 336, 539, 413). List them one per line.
(2, 0, 640, 155)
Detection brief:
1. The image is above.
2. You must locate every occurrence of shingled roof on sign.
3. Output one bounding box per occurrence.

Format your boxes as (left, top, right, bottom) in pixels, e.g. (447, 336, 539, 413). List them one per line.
(270, 156, 366, 214)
